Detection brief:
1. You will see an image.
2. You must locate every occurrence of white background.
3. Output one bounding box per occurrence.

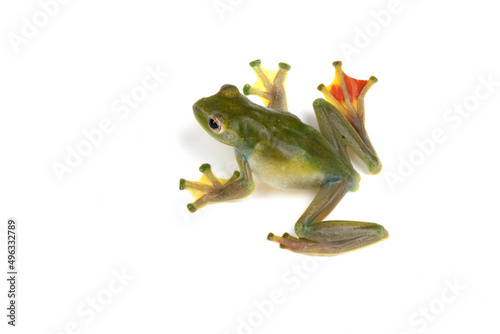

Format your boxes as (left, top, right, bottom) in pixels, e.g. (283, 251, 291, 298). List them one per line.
(1, 0, 499, 333)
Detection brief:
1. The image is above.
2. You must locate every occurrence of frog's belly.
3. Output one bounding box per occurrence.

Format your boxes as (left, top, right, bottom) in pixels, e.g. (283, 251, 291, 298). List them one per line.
(247, 155, 330, 190)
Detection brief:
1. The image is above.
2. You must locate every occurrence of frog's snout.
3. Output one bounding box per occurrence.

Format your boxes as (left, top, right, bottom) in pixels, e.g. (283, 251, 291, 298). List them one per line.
(192, 100, 206, 129)
(192, 99, 202, 111)
(192, 102, 200, 113)
(192, 99, 206, 117)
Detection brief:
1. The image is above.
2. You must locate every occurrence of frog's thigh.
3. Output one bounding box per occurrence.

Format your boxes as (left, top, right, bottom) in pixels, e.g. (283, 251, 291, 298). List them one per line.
(277, 180, 389, 255)
(313, 99, 381, 174)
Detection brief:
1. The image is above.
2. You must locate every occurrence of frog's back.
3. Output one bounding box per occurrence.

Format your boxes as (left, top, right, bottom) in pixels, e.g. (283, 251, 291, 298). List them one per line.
(240, 108, 358, 190)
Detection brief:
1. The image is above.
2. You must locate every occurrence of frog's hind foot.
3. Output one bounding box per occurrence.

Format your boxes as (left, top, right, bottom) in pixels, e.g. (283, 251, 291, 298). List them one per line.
(316, 61, 381, 174)
(268, 228, 387, 256)
(243, 59, 290, 112)
(317, 61, 377, 141)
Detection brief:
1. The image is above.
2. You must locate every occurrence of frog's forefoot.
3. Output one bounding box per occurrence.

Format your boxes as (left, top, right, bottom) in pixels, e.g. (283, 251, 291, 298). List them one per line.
(179, 158, 256, 213)
(243, 59, 291, 112)
(179, 163, 240, 213)
(317, 61, 382, 174)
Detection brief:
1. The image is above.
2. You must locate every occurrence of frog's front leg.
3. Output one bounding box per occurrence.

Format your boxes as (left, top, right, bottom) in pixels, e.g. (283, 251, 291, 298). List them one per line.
(243, 59, 291, 111)
(179, 151, 256, 212)
(268, 180, 388, 255)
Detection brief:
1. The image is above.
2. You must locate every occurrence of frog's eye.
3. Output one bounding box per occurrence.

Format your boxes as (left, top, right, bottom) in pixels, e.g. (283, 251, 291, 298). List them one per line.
(219, 84, 239, 98)
(208, 116, 222, 132)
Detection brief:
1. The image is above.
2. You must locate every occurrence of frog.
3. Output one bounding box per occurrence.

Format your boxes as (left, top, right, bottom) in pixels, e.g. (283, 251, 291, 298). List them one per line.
(179, 59, 388, 255)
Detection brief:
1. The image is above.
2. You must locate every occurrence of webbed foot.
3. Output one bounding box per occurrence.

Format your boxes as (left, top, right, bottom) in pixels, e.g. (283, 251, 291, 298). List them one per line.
(180, 153, 256, 212)
(180, 164, 240, 212)
(243, 59, 291, 111)
(316, 61, 381, 174)
(267, 222, 388, 256)
(317, 61, 377, 139)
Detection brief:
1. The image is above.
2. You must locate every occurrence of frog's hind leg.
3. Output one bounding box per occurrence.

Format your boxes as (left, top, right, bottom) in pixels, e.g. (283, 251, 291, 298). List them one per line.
(313, 98, 382, 175)
(243, 59, 290, 112)
(316, 61, 382, 174)
(268, 180, 388, 255)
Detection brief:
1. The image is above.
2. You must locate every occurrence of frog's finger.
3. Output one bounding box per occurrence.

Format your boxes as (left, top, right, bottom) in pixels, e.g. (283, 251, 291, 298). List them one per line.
(225, 170, 240, 184)
(249, 59, 273, 93)
(281, 232, 299, 241)
(242, 84, 270, 100)
(274, 62, 291, 87)
(187, 195, 210, 213)
(199, 163, 224, 187)
(179, 179, 213, 202)
(179, 179, 210, 192)
(267, 232, 301, 242)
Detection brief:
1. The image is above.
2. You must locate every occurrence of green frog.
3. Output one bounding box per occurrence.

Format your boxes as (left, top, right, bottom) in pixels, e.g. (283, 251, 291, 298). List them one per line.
(180, 60, 388, 255)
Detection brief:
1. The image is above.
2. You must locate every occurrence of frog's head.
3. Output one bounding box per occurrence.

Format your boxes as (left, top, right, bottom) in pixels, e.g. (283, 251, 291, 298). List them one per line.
(193, 84, 257, 147)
